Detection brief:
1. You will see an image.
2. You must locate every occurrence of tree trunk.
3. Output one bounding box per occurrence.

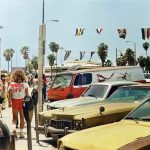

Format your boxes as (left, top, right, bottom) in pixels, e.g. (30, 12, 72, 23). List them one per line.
(11, 59, 12, 72)
(102, 61, 104, 67)
(51, 66, 52, 79)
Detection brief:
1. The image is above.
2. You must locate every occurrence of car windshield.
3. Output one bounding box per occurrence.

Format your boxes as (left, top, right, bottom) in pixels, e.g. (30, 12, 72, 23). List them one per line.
(83, 84, 108, 99)
(106, 87, 150, 103)
(125, 98, 150, 121)
(51, 74, 72, 88)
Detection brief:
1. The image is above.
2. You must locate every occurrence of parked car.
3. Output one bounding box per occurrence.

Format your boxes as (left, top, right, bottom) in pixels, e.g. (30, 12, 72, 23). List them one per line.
(43, 84, 150, 139)
(47, 66, 145, 101)
(47, 81, 138, 110)
(58, 97, 150, 150)
(39, 81, 138, 126)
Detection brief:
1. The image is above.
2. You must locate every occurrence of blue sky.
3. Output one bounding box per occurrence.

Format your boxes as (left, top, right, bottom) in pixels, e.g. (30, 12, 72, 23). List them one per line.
(0, 0, 150, 70)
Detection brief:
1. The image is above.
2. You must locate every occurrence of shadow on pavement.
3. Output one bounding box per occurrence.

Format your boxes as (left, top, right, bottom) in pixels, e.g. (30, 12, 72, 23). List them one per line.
(40, 138, 57, 147)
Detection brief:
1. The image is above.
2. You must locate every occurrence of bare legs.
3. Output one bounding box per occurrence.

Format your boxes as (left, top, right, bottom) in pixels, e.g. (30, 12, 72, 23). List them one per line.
(12, 109, 25, 138)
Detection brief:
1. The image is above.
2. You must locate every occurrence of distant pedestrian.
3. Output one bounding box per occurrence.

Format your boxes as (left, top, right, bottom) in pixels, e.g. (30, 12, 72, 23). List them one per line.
(42, 74, 47, 102)
(0, 74, 7, 109)
(8, 70, 29, 138)
(33, 73, 38, 89)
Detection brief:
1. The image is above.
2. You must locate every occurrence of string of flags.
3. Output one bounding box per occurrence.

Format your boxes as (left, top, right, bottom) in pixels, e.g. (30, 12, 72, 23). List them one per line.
(62, 27, 150, 61)
(75, 27, 150, 40)
(63, 50, 96, 61)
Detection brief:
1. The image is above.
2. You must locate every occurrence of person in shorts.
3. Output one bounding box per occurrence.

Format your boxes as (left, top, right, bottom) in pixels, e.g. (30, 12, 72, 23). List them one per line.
(8, 70, 29, 138)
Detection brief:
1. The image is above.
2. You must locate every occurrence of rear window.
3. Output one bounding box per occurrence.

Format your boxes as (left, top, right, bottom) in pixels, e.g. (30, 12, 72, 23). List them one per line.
(107, 87, 150, 102)
(74, 73, 92, 86)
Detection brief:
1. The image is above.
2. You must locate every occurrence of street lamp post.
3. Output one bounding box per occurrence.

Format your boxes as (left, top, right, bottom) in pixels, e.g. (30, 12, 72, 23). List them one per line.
(60, 47, 64, 66)
(126, 41, 136, 66)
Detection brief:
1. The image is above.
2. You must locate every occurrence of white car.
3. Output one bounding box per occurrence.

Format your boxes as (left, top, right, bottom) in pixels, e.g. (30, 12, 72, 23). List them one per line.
(47, 81, 139, 110)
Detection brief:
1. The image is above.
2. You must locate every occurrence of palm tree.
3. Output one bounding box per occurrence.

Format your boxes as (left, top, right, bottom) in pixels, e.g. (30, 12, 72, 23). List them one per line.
(124, 48, 135, 66)
(30, 56, 38, 73)
(49, 42, 59, 74)
(143, 42, 149, 57)
(116, 53, 127, 66)
(3, 48, 15, 72)
(20, 46, 30, 72)
(47, 54, 55, 78)
(137, 56, 146, 72)
(26, 61, 33, 73)
(97, 43, 108, 67)
(145, 56, 150, 73)
(104, 59, 112, 67)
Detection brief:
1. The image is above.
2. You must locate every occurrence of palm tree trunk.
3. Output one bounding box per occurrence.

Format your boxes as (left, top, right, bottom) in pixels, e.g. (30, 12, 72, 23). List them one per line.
(51, 66, 52, 79)
(55, 52, 57, 75)
(11, 59, 12, 72)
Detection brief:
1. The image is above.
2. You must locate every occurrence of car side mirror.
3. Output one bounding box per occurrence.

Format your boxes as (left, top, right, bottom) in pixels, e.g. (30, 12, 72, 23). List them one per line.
(99, 106, 105, 114)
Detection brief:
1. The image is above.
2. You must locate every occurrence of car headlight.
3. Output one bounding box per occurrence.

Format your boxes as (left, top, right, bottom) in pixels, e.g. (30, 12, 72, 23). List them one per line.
(45, 119, 51, 125)
(74, 121, 83, 130)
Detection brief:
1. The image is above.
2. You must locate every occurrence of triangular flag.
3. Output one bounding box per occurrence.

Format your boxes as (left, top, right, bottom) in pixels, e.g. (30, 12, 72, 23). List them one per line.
(89, 51, 95, 61)
(80, 51, 85, 60)
(96, 28, 103, 34)
(64, 50, 71, 61)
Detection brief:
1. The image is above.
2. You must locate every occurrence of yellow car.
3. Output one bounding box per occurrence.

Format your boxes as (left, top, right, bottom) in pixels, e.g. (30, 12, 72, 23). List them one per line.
(58, 98, 150, 150)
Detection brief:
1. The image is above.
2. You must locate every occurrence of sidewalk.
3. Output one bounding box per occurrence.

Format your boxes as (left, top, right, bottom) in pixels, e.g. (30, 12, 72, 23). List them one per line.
(1, 103, 57, 150)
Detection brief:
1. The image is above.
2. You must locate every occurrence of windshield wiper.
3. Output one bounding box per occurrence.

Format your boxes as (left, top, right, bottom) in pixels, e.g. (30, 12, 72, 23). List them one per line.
(125, 116, 139, 124)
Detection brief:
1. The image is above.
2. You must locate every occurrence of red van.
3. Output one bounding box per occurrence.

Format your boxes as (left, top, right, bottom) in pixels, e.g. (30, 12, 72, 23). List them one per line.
(47, 66, 145, 102)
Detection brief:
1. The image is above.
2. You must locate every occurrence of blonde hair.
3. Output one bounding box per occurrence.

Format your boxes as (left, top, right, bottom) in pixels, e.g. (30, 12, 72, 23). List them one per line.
(10, 70, 27, 83)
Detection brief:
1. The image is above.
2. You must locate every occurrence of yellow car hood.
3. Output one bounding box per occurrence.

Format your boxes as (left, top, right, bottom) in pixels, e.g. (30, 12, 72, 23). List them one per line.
(51, 102, 137, 120)
(39, 102, 138, 125)
(59, 120, 150, 150)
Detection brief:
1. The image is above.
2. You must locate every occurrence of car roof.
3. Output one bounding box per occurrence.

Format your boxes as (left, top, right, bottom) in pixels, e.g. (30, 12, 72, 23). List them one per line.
(118, 83, 150, 88)
(91, 81, 139, 86)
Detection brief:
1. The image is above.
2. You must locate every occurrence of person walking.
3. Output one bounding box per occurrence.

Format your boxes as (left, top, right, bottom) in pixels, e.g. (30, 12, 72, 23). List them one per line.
(33, 73, 38, 90)
(42, 74, 47, 102)
(8, 70, 29, 138)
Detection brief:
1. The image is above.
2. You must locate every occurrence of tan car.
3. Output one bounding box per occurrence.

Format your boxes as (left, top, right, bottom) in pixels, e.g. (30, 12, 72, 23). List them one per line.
(39, 81, 138, 126)
(42, 84, 150, 139)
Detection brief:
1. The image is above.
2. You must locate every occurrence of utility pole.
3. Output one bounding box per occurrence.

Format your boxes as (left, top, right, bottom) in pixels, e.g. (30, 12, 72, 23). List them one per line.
(116, 48, 118, 66)
(38, 0, 46, 112)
